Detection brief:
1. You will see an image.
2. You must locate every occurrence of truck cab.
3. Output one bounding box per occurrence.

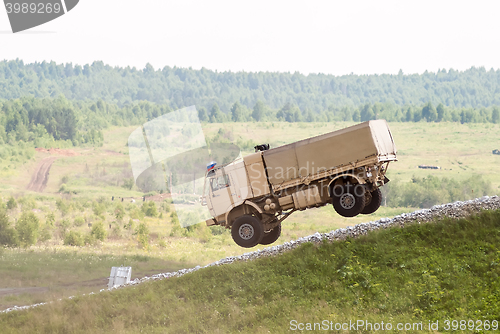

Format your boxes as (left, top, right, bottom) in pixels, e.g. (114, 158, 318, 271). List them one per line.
(204, 159, 253, 221)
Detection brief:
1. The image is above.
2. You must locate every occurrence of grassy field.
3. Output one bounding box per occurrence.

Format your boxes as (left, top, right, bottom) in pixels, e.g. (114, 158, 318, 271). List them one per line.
(0, 121, 499, 315)
(0, 198, 412, 310)
(4, 121, 500, 194)
(0, 248, 191, 311)
(1, 210, 499, 333)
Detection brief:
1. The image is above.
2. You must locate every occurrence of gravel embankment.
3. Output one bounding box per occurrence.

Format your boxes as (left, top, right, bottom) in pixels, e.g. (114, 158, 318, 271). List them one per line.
(2, 195, 499, 314)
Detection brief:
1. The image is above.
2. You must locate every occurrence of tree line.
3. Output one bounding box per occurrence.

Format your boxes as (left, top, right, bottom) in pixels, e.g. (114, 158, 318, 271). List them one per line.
(0, 96, 103, 147)
(0, 96, 177, 149)
(0, 97, 498, 153)
(201, 100, 500, 124)
(2, 59, 500, 115)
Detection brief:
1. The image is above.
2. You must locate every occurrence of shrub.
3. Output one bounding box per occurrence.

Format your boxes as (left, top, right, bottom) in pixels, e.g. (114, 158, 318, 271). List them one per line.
(110, 224, 122, 239)
(64, 231, 84, 246)
(16, 211, 40, 247)
(73, 216, 85, 227)
(58, 184, 69, 193)
(59, 219, 71, 238)
(92, 202, 106, 217)
(0, 210, 18, 246)
(56, 199, 70, 216)
(122, 178, 134, 190)
(6, 197, 17, 210)
(46, 212, 55, 226)
(170, 211, 179, 224)
(129, 207, 144, 220)
(39, 224, 52, 242)
(161, 200, 171, 213)
(74, 201, 85, 212)
(18, 197, 36, 211)
(169, 220, 183, 237)
(96, 196, 107, 204)
(84, 233, 95, 245)
(60, 219, 71, 229)
(91, 221, 107, 241)
(141, 201, 158, 217)
(194, 223, 212, 243)
(114, 203, 125, 221)
(124, 219, 135, 230)
(134, 222, 150, 249)
(210, 225, 228, 236)
(61, 175, 69, 184)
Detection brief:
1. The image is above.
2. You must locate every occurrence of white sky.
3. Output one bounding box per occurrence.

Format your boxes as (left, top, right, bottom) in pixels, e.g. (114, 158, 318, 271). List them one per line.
(1, 0, 500, 76)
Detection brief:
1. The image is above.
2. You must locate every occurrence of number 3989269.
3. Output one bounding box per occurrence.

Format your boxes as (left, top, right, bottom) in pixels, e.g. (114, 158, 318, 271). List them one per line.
(5, 2, 62, 14)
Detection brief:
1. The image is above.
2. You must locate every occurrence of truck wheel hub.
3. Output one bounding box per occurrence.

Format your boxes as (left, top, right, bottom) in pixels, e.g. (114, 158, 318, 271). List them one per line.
(239, 223, 255, 240)
(340, 193, 355, 209)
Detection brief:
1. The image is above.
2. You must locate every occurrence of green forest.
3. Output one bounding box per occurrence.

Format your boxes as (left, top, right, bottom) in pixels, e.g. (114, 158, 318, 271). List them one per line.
(0, 96, 175, 146)
(0, 59, 499, 169)
(0, 96, 174, 165)
(2, 59, 500, 114)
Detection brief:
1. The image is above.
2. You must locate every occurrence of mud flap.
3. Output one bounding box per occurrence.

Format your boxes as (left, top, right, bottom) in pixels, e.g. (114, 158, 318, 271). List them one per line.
(205, 218, 217, 226)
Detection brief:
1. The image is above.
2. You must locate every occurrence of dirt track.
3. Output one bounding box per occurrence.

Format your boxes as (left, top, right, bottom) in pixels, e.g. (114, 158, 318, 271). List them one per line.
(0, 287, 49, 297)
(26, 157, 57, 192)
(0, 277, 107, 299)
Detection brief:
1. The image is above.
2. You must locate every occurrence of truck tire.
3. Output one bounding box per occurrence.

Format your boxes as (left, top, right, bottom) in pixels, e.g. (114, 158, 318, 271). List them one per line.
(260, 224, 281, 245)
(231, 215, 264, 248)
(361, 188, 382, 214)
(331, 184, 366, 217)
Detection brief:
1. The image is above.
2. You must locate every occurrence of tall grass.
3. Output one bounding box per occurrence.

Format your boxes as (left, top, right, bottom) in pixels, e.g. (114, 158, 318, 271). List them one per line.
(1, 210, 499, 333)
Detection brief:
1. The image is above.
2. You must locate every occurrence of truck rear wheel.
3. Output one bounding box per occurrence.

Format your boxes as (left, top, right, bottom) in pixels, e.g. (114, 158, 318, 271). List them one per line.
(260, 224, 281, 245)
(231, 215, 264, 248)
(331, 184, 366, 217)
(361, 188, 382, 214)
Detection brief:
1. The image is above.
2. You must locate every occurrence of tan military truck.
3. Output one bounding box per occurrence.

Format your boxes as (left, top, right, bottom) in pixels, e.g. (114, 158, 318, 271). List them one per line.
(202, 120, 397, 248)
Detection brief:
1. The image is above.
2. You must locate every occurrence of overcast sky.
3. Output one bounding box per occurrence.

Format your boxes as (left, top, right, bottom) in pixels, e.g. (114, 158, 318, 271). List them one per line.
(1, 0, 499, 75)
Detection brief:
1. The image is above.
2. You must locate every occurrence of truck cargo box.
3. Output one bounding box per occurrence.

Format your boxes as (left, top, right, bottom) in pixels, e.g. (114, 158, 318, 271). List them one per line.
(262, 120, 396, 187)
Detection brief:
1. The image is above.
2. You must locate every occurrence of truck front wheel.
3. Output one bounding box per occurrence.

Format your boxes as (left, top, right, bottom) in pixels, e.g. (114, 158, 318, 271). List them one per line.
(331, 184, 366, 217)
(361, 188, 382, 214)
(260, 224, 281, 245)
(231, 215, 264, 248)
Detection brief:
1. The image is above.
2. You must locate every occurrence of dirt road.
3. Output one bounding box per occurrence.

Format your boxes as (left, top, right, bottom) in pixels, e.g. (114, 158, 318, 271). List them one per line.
(26, 157, 57, 192)
(0, 287, 49, 297)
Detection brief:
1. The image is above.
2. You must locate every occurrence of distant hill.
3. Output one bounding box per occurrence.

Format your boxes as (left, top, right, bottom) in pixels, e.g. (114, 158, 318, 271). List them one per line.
(1, 59, 500, 113)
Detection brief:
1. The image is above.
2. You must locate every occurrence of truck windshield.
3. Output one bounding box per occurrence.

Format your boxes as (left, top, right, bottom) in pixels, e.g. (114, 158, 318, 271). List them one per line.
(210, 174, 230, 192)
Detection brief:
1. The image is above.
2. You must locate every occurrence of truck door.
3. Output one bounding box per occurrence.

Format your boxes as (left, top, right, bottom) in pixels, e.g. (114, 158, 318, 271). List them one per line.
(207, 169, 234, 218)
